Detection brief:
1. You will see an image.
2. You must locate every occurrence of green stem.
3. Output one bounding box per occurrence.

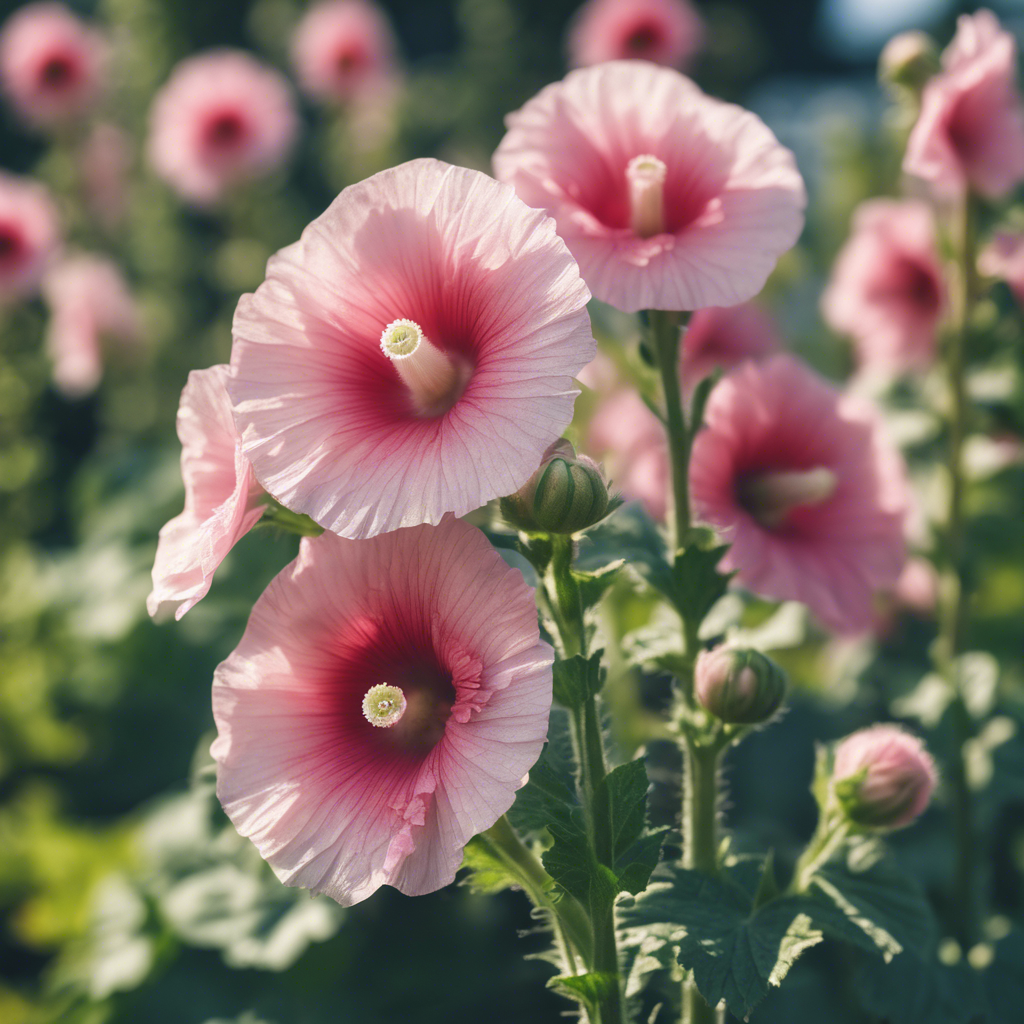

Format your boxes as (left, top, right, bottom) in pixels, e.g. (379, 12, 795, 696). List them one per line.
(937, 193, 978, 947)
(649, 310, 690, 552)
(683, 744, 720, 874)
(789, 816, 851, 894)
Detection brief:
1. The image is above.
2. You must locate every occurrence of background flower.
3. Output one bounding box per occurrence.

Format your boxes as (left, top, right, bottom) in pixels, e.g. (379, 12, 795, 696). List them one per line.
(0, 170, 60, 302)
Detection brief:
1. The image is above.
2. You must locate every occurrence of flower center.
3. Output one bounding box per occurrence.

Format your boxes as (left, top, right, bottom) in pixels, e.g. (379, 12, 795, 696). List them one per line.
(380, 318, 470, 417)
(625, 23, 660, 55)
(39, 54, 75, 89)
(205, 111, 247, 150)
(0, 224, 22, 265)
(626, 154, 667, 239)
(736, 466, 837, 530)
(362, 683, 407, 728)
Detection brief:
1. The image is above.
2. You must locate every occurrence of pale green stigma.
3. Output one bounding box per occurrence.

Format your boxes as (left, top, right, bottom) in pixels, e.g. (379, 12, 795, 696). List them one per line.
(362, 683, 407, 728)
(380, 319, 423, 359)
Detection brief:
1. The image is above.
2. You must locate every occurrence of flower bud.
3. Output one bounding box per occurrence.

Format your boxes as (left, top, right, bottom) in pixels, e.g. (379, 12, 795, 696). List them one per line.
(832, 724, 937, 830)
(693, 646, 786, 725)
(500, 440, 614, 535)
(878, 31, 939, 93)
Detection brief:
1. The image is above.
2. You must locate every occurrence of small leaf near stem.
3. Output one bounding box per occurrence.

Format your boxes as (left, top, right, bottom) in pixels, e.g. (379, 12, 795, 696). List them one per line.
(256, 498, 325, 536)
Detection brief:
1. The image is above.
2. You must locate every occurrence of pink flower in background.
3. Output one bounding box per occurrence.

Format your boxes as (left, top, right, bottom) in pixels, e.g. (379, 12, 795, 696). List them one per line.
(42, 253, 138, 397)
(291, 0, 397, 103)
(494, 61, 806, 313)
(904, 9, 1024, 200)
(822, 199, 946, 375)
(833, 724, 937, 830)
(229, 158, 594, 539)
(79, 122, 132, 231)
(0, 171, 60, 302)
(212, 514, 552, 905)
(682, 302, 780, 394)
(979, 230, 1024, 306)
(567, 0, 704, 71)
(147, 50, 298, 206)
(0, 2, 106, 128)
(689, 356, 908, 634)
(148, 365, 265, 621)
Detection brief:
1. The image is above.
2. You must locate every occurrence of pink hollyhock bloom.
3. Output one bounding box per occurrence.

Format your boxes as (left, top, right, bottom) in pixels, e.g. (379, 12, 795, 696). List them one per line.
(689, 355, 908, 634)
(493, 61, 806, 313)
(0, 2, 106, 128)
(79, 122, 132, 232)
(567, 0, 704, 71)
(979, 230, 1024, 306)
(211, 514, 552, 905)
(291, 0, 397, 103)
(229, 158, 594, 539)
(41, 253, 138, 397)
(822, 199, 946, 375)
(147, 50, 298, 206)
(681, 302, 780, 394)
(148, 365, 265, 621)
(904, 9, 1024, 200)
(0, 172, 60, 303)
(832, 724, 937, 830)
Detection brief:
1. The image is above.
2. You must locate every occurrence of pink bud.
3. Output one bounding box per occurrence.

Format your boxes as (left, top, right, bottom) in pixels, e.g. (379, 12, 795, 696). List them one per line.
(832, 725, 937, 830)
(694, 646, 786, 725)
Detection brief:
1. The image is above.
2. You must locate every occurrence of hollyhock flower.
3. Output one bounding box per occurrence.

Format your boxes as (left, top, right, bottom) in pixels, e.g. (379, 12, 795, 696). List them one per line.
(0, 172, 60, 303)
(41, 253, 138, 397)
(822, 199, 946, 375)
(229, 158, 594, 539)
(689, 355, 908, 634)
(148, 365, 265, 621)
(291, 0, 397, 103)
(147, 50, 298, 206)
(567, 0, 704, 71)
(211, 514, 552, 905)
(904, 9, 1024, 200)
(0, 2, 106, 128)
(832, 724, 937, 830)
(979, 230, 1024, 306)
(493, 61, 806, 313)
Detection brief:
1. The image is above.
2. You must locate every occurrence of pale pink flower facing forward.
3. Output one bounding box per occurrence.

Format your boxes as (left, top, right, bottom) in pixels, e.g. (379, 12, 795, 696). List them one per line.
(147, 50, 298, 206)
(494, 61, 806, 313)
(229, 158, 594, 539)
(0, 2, 106, 128)
(212, 514, 553, 905)
(567, 0, 704, 71)
(979, 230, 1024, 307)
(822, 199, 946, 375)
(689, 355, 908, 634)
(291, 0, 397, 103)
(0, 172, 60, 303)
(833, 724, 937, 830)
(904, 9, 1024, 200)
(42, 253, 138, 397)
(148, 365, 265, 621)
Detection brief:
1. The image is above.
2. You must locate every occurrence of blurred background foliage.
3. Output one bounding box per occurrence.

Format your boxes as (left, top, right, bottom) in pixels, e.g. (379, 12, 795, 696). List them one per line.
(1, 0, 1023, 1022)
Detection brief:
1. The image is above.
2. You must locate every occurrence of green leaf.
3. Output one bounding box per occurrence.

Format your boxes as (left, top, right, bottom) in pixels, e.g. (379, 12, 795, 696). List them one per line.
(543, 816, 619, 911)
(577, 505, 674, 594)
(552, 651, 605, 710)
(598, 759, 651, 862)
(622, 604, 689, 677)
(574, 560, 625, 612)
(547, 972, 619, 1017)
(507, 744, 577, 834)
(666, 544, 733, 626)
(459, 836, 518, 895)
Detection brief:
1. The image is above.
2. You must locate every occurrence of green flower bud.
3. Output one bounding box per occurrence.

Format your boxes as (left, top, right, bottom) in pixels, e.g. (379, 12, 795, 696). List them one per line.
(879, 31, 939, 93)
(500, 440, 615, 535)
(694, 646, 786, 725)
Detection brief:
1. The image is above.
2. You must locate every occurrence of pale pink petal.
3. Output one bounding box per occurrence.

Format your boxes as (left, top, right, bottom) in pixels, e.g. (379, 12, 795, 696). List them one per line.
(0, 171, 61, 302)
(211, 514, 552, 905)
(230, 158, 594, 539)
(148, 365, 264, 620)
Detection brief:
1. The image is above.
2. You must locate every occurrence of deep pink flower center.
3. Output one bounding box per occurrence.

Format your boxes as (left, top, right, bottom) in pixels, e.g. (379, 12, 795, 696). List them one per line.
(735, 465, 836, 531)
(945, 95, 985, 161)
(203, 110, 249, 152)
(0, 223, 24, 268)
(334, 44, 367, 77)
(870, 256, 941, 315)
(624, 21, 662, 55)
(38, 53, 78, 90)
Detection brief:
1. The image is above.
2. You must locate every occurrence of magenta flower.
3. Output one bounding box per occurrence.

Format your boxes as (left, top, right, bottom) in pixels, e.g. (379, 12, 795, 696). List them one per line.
(567, 0, 704, 71)
(147, 50, 298, 207)
(822, 199, 946, 375)
(904, 9, 1024, 200)
(832, 725, 937, 830)
(148, 365, 265, 621)
(41, 253, 138, 398)
(0, 2, 106, 129)
(689, 356, 908, 634)
(979, 230, 1024, 307)
(229, 158, 594, 539)
(211, 514, 552, 905)
(0, 171, 60, 303)
(291, 0, 397, 104)
(493, 61, 806, 313)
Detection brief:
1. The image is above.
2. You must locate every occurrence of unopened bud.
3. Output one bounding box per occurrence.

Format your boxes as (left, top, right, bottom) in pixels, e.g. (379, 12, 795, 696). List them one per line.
(500, 440, 614, 535)
(832, 724, 937, 830)
(694, 646, 786, 725)
(879, 31, 939, 93)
